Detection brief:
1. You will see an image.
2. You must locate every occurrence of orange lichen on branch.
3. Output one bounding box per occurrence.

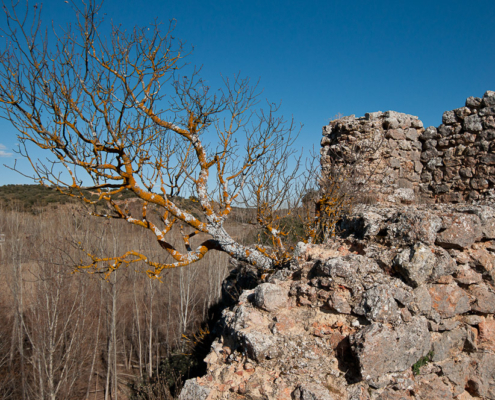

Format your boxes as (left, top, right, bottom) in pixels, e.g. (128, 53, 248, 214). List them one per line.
(76, 238, 220, 280)
(0, 2, 300, 275)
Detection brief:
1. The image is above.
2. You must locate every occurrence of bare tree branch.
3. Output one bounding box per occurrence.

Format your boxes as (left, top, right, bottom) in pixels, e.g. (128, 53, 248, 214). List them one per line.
(0, 0, 301, 274)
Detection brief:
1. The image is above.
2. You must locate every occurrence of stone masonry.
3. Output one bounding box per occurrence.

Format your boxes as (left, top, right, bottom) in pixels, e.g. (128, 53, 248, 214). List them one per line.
(321, 90, 495, 204)
(178, 92, 495, 400)
(179, 203, 495, 399)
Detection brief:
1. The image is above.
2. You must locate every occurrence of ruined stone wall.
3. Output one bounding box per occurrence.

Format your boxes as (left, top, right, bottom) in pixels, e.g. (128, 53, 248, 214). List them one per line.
(321, 90, 495, 204)
(422, 91, 495, 202)
(177, 91, 495, 400)
(179, 203, 495, 399)
(321, 111, 424, 204)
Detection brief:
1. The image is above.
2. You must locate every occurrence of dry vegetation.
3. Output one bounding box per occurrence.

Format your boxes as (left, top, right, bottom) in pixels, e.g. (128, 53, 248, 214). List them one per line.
(0, 195, 252, 399)
(0, 0, 376, 396)
(0, 183, 345, 399)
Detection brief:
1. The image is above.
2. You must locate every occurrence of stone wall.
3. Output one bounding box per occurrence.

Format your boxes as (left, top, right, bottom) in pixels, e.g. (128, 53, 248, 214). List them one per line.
(179, 203, 495, 399)
(321, 90, 495, 204)
(177, 92, 495, 400)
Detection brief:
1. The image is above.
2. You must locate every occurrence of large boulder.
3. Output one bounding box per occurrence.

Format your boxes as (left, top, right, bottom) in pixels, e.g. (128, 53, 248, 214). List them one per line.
(253, 283, 288, 312)
(350, 316, 430, 381)
(436, 214, 483, 249)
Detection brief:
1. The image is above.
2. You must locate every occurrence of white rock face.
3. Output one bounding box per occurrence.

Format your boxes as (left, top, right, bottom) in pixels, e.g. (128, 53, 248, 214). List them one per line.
(253, 283, 288, 312)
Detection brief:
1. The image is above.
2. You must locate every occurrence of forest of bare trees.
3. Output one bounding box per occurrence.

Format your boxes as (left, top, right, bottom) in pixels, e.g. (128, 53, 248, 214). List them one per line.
(0, 201, 246, 399)
(0, 0, 365, 396)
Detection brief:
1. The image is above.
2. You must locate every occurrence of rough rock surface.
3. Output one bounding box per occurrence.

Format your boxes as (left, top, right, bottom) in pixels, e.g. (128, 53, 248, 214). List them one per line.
(179, 203, 495, 400)
(253, 283, 289, 312)
(179, 93, 495, 399)
(350, 316, 430, 381)
(321, 90, 495, 203)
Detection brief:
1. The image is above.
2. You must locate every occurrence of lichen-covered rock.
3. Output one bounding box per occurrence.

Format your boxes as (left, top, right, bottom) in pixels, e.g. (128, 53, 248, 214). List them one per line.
(350, 316, 430, 381)
(438, 354, 472, 396)
(354, 284, 401, 324)
(428, 284, 471, 318)
(376, 389, 414, 399)
(482, 217, 495, 239)
(468, 284, 495, 313)
(431, 328, 467, 362)
(313, 254, 383, 304)
(179, 379, 211, 400)
(291, 383, 337, 400)
(393, 243, 436, 287)
(314, 254, 381, 284)
(254, 283, 288, 312)
(478, 319, 495, 352)
(468, 247, 495, 275)
(410, 285, 432, 315)
(432, 247, 458, 278)
(328, 290, 352, 314)
(454, 265, 482, 284)
(428, 318, 461, 332)
(414, 374, 454, 399)
(483, 90, 495, 107)
(436, 214, 483, 249)
(469, 352, 495, 398)
(463, 114, 483, 132)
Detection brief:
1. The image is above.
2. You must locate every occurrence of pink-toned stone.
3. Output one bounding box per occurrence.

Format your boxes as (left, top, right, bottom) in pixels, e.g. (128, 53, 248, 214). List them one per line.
(428, 284, 471, 318)
(329, 290, 352, 314)
(436, 275, 454, 284)
(377, 390, 413, 400)
(455, 267, 482, 285)
(469, 285, 495, 314)
(469, 248, 495, 272)
(436, 214, 482, 249)
(270, 314, 295, 334)
(478, 320, 495, 352)
(415, 374, 454, 399)
(455, 251, 472, 264)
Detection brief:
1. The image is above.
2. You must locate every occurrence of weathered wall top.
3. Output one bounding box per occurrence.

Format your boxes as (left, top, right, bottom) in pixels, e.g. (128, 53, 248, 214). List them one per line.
(177, 92, 495, 400)
(179, 202, 495, 399)
(321, 90, 495, 204)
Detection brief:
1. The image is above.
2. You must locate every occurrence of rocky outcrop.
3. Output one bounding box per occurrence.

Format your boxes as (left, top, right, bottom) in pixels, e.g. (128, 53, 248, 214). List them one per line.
(179, 93, 495, 399)
(179, 203, 495, 399)
(321, 90, 495, 204)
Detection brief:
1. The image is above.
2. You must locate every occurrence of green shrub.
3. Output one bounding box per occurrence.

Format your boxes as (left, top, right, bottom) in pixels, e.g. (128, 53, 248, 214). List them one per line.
(412, 351, 434, 375)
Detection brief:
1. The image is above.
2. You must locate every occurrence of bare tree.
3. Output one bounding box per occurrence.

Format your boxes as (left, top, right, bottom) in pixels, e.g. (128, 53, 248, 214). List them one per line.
(0, 0, 301, 276)
(26, 235, 93, 400)
(4, 208, 29, 399)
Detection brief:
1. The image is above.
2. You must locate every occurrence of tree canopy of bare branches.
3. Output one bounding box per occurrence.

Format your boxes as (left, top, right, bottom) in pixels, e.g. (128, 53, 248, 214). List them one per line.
(0, 0, 304, 275)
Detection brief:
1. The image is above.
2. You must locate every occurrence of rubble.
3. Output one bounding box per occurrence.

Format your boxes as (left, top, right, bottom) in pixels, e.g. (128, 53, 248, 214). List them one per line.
(179, 92, 495, 399)
(179, 202, 495, 400)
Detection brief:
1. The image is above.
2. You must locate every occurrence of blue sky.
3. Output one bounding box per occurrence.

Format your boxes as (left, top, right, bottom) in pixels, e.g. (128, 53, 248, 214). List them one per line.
(0, 0, 494, 185)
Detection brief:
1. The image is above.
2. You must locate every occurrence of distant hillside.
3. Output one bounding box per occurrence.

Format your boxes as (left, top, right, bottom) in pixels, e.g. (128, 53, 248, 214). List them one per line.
(0, 185, 300, 241)
(0, 185, 206, 217)
(0, 184, 137, 212)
